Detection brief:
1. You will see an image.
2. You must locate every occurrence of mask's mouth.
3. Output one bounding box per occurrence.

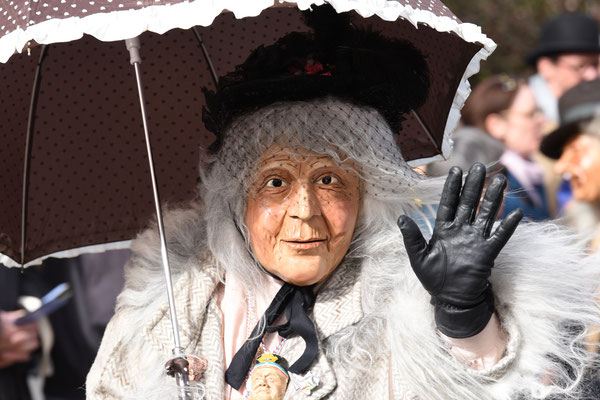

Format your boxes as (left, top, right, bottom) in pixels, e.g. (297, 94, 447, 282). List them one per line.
(282, 238, 327, 249)
(284, 238, 326, 243)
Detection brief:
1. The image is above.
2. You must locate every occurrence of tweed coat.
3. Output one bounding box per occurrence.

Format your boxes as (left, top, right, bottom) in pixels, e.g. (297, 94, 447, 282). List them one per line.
(86, 251, 515, 400)
(86, 205, 599, 400)
(85, 205, 516, 400)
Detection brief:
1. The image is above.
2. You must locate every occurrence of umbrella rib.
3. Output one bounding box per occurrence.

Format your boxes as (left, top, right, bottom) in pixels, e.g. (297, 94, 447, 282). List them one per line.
(192, 27, 219, 87)
(410, 109, 446, 160)
(21, 44, 48, 267)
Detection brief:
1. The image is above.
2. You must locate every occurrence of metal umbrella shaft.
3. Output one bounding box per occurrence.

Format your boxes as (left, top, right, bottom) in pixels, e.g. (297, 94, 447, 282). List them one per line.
(125, 37, 191, 397)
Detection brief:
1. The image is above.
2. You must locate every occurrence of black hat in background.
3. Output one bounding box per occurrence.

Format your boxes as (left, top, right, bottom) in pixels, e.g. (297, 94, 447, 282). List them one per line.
(527, 12, 600, 66)
(540, 78, 600, 159)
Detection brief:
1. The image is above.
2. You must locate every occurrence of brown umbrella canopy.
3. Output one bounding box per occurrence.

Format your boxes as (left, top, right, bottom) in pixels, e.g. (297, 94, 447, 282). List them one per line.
(0, 2, 493, 266)
(0, 30, 206, 265)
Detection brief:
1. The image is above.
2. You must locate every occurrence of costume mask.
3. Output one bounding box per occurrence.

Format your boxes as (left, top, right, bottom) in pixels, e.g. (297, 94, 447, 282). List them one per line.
(246, 144, 360, 286)
(555, 134, 600, 203)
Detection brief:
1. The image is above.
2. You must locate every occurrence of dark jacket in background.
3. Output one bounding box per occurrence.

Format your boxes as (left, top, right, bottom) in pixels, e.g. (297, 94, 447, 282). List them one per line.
(426, 125, 504, 177)
(41, 251, 128, 400)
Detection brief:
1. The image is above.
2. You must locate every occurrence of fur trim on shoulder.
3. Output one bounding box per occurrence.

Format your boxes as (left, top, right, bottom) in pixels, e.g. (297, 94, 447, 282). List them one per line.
(116, 201, 209, 312)
(489, 221, 600, 399)
(349, 219, 600, 400)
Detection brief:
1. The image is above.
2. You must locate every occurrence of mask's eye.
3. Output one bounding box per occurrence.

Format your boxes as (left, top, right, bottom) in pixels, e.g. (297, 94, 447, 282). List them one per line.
(266, 178, 289, 188)
(316, 175, 339, 185)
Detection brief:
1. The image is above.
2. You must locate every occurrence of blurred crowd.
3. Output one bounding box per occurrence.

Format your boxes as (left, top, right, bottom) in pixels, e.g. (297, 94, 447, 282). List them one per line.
(2, 9, 600, 400)
(428, 15, 600, 396)
(428, 12, 600, 253)
(0, 251, 129, 400)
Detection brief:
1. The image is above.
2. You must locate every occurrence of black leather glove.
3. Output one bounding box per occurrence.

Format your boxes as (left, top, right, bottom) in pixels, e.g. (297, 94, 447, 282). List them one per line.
(397, 163, 523, 338)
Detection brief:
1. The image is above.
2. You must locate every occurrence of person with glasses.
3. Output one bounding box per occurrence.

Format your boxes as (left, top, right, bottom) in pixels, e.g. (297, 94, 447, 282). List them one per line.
(430, 75, 551, 221)
(484, 75, 551, 220)
(527, 13, 600, 127)
(527, 13, 600, 217)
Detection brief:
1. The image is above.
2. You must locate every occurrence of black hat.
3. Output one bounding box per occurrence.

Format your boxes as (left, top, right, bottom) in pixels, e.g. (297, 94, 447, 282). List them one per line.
(540, 78, 600, 159)
(202, 4, 429, 152)
(527, 13, 600, 66)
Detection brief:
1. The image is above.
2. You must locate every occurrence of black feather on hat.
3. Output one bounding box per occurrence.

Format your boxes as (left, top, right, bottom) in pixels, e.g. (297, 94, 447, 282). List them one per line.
(202, 4, 430, 152)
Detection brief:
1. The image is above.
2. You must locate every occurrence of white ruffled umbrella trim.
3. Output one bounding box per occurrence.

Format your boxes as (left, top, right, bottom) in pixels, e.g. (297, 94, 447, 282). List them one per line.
(0, 0, 495, 266)
(0, 240, 131, 268)
(0, 0, 496, 164)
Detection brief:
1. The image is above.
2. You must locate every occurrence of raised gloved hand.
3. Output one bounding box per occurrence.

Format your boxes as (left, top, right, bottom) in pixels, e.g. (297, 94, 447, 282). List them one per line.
(397, 163, 523, 338)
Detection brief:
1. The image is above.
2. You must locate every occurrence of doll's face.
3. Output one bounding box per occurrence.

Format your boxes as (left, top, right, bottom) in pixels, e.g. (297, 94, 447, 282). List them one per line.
(554, 134, 600, 203)
(246, 145, 360, 286)
(250, 366, 288, 400)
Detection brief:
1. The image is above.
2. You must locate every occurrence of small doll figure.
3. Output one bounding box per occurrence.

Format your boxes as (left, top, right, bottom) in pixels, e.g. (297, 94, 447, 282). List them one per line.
(249, 354, 289, 400)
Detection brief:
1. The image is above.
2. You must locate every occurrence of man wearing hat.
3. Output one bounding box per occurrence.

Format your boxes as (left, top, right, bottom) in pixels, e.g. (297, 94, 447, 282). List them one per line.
(540, 78, 600, 251)
(528, 12, 600, 125)
(527, 12, 600, 217)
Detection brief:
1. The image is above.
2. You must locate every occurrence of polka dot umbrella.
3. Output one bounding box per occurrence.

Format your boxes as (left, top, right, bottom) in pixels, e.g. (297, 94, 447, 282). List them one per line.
(0, 0, 497, 266)
(0, 0, 495, 389)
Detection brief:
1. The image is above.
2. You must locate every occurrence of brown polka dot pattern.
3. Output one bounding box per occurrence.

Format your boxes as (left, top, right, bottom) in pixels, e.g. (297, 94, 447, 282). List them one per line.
(371, 20, 481, 159)
(0, 29, 205, 263)
(0, 4, 481, 264)
(0, 0, 460, 38)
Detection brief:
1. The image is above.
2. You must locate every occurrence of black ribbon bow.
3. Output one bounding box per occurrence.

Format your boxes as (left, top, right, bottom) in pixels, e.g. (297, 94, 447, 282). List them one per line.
(225, 282, 318, 390)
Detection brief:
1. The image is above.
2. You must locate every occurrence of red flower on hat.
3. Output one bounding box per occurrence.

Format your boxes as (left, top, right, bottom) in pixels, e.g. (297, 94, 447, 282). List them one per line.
(304, 60, 324, 75)
(287, 59, 332, 76)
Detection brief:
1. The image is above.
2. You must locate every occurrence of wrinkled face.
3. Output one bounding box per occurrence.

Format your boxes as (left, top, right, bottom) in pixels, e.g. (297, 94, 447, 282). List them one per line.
(250, 366, 288, 400)
(245, 145, 360, 286)
(555, 134, 600, 203)
(544, 53, 600, 97)
(502, 85, 545, 157)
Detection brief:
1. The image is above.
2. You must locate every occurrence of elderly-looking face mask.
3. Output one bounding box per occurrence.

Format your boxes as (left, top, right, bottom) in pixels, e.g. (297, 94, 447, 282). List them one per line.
(245, 144, 360, 286)
(555, 134, 600, 203)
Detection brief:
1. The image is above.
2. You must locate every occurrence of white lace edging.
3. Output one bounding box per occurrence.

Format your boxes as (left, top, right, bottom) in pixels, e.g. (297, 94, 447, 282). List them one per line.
(0, 240, 131, 268)
(0, 0, 495, 165)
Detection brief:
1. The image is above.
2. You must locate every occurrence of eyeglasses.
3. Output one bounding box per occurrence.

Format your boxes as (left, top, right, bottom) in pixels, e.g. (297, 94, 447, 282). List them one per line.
(556, 58, 600, 75)
(505, 107, 544, 119)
